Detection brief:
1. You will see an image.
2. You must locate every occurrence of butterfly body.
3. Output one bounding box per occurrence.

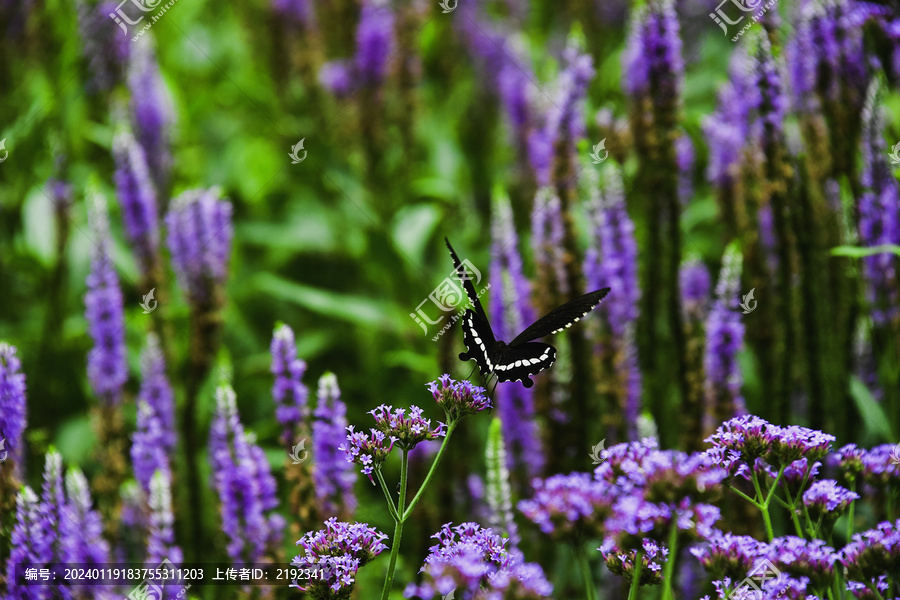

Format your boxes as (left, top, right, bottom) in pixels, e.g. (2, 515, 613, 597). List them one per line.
(446, 238, 609, 388)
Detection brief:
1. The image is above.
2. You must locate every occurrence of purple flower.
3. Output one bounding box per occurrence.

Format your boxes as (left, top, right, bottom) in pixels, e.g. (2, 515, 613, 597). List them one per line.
(606, 495, 720, 550)
(147, 469, 183, 571)
(427, 375, 491, 421)
(600, 537, 669, 586)
(138, 334, 176, 454)
(166, 187, 233, 305)
(768, 426, 835, 468)
(854, 444, 900, 489)
(341, 426, 397, 482)
(518, 473, 610, 541)
(703, 245, 746, 430)
(839, 519, 900, 583)
(622, 0, 683, 106)
(705, 415, 780, 464)
(767, 457, 821, 499)
(490, 196, 542, 477)
(690, 530, 771, 580)
(209, 385, 283, 562)
(7, 486, 53, 599)
(368, 404, 445, 450)
(354, 0, 394, 87)
(60, 469, 109, 592)
(294, 518, 388, 595)
(531, 188, 569, 298)
(41, 450, 64, 556)
(85, 194, 127, 406)
(271, 0, 315, 27)
(748, 36, 788, 151)
(270, 323, 309, 445)
(313, 373, 357, 516)
(404, 522, 552, 599)
(0, 342, 27, 471)
(676, 132, 695, 204)
(128, 39, 174, 193)
(132, 400, 171, 495)
(703, 46, 754, 188)
(769, 536, 838, 591)
(318, 60, 354, 97)
(76, 0, 130, 92)
(858, 82, 900, 325)
(680, 259, 711, 321)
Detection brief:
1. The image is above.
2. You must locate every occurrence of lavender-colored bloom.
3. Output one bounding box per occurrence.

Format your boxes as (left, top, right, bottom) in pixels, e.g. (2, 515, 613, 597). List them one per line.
(531, 188, 569, 298)
(485, 418, 519, 550)
(166, 187, 233, 305)
(75, 0, 130, 92)
(703, 46, 753, 188)
(318, 60, 354, 97)
(368, 404, 445, 450)
(766, 457, 821, 499)
(341, 426, 396, 481)
(270, 323, 309, 445)
(600, 537, 669, 586)
(7, 486, 53, 600)
(768, 425, 835, 468)
(209, 385, 283, 562)
(294, 518, 388, 596)
(680, 260, 711, 321)
(131, 400, 171, 495)
(490, 195, 542, 477)
(853, 444, 900, 489)
(585, 167, 640, 337)
(271, 0, 315, 27)
(313, 374, 357, 515)
(518, 473, 610, 541)
(690, 530, 773, 581)
(61, 469, 109, 581)
(147, 470, 182, 570)
(41, 450, 64, 556)
(749, 36, 788, 150)
(769, 536, 838, 590)
(354, 0, 394, 87)
(128, 39, 174, 193)
(622, 0, 683, 105)
(138, 334, 176, 454)
(703, 245, 746, 430)
(85, 193, 127, 406)
(839, 519, 900, 582)
(0, 342, 27, 470)
(404, 522, 552, 599)
(859, 81, 900, 325)
(676, 133, 695, 204)
(427, 374, 491, 421)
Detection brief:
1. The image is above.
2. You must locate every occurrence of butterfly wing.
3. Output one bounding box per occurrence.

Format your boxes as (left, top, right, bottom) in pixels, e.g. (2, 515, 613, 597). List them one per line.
(459, 309, 497, 377)
(493, 342, 557, 388)
(445, 238, 492, 334)
(509, 288, 611, 345)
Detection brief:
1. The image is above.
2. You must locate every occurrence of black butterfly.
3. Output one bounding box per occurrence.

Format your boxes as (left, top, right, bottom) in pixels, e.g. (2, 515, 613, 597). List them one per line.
(446, 238, 610, 388)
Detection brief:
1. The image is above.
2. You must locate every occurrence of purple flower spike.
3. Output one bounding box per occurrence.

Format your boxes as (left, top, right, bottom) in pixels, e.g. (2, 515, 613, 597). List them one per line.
(0, 342, 27, 471)
(270, 323, 309, 445)
(166, 187, 233, 305)
(703, 245, 746, 430)
(622, 0, 683, 106)
(271, 0, 315, 27)
(61, 469, 109, 572)
(313, 373, 357, 516)
(76, 0, 130, 92)
(703, 46, 753, 189)
(128, 39, 174, 193)
(132, 400, 171, 495)
(318, 60, 354, 98)
(426, 374, 491, 422)
(531, 188, 569, 299)
(85, 193, 127, 406)
(368, 404, 445, 450)
(138, 334, 176, 454)
(113, 128, 159, 275)
(293, 518, 388, 595)
(7, 486, 53, 597)
(148, 469, 183, 568)
(491, 195, 543, 477)
(680, 259, 711, 321)
(355, 0, 394, 87)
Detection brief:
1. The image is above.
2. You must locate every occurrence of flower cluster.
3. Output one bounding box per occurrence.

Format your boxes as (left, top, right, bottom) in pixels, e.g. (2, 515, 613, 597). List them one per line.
(341, 426, 397, 481)
(270, 323, 309, 444)
(600, 538, 669, 586)
(768, 536, 837, 591)
(404, 522, 552, 599)
(518, 473, 609, 541)
(690, 531, 771, 581)
(313, 373, 357, 516)
(368, 404, 445, 450)
(802, 480, 859, 522)
(0, 342, 27, 470)
(427, 375, 491, 422)
(839, 519, 900, 582)
(294, 518, 388, 598)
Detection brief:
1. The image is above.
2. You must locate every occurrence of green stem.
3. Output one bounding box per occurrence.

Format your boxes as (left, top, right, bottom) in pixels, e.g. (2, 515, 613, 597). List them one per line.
(402, 421, 457, 521)
(380, 450, 409, 600)
(729, 485, 760, 506)
(751, 471, 775, 541)
(865, 580, 886, 600)
(575, 545, 598, 600)
(627, 549, 644, 600)
(375, 469, 400, 522)
(846, 480, 857, 540)
(661, 525, 679, 600)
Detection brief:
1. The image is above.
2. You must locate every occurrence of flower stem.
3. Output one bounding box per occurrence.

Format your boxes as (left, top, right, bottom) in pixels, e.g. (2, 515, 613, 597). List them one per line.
(751, 471, 775, 541)
(402, 421, 457, 521)
(380, 449, 408, 600)
(575, 545, 598, 600)
(627, 549, 644, 600)
(661, 525, 679, 600)
(376, 469, 400, 522)
(846, 480, 857, 540)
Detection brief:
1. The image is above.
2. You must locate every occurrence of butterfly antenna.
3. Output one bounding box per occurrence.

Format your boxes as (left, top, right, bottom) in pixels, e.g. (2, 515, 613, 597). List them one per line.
(466, 364, 478, 382)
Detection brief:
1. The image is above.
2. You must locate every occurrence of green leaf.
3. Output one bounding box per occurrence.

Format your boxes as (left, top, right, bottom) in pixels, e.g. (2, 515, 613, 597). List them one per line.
(392, 204, 442, 261)
(830, 244, 900, 258)
(849, 376, 897, 442)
